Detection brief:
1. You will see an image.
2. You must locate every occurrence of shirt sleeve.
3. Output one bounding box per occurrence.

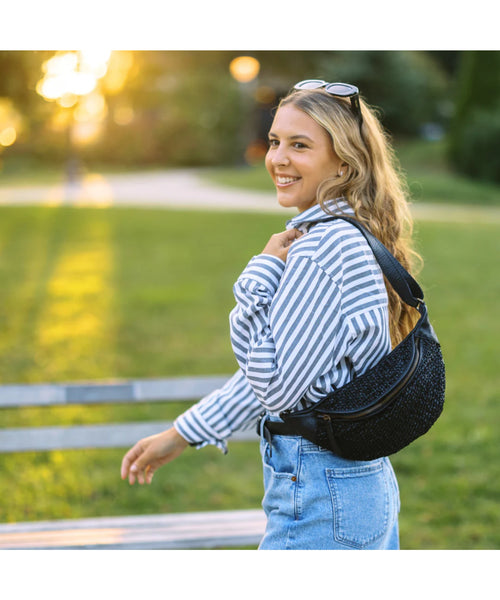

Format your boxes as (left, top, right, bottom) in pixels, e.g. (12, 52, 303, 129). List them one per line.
(230, 251, 348, 414)
(174, 369, 263, 454)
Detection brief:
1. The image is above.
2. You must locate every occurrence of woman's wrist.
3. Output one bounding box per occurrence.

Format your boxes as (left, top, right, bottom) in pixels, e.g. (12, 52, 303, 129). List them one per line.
(169, 426, 190, 448)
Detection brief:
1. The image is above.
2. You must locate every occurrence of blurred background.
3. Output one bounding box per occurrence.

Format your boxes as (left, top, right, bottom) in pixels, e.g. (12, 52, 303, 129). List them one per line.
(0, 50, 499, 180)
(0, 50, 498, 550)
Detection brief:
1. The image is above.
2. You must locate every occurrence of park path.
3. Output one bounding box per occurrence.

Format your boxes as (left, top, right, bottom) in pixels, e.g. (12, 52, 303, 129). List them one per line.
(0, 168, 499, 223)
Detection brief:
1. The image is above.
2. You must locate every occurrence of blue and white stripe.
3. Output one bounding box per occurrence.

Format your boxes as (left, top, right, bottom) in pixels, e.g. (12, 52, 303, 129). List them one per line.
(175, 199, 391, 452)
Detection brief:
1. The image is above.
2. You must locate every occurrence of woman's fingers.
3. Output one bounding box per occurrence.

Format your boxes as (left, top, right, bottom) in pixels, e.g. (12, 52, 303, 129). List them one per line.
(262, 229, 303, 260)
(121, 429, 189, 485)
(129, 445, 156, 485)
(121, 437, 156, 484)
(120, 442, 144, 480)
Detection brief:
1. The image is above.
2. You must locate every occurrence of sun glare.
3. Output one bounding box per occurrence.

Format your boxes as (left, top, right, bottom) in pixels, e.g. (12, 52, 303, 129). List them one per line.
(34, 219, 116, 380)
(36, 51, 134, 147)
(37, 51, 112, 106)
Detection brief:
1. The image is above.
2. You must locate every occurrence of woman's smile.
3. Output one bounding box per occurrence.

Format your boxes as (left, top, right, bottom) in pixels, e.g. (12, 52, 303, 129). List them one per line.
(265, 104, 344, 213)
(275, 175, 301, 187)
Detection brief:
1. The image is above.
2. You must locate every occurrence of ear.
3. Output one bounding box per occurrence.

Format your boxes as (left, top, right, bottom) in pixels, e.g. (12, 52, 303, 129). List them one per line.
(338, 161, 348, 177)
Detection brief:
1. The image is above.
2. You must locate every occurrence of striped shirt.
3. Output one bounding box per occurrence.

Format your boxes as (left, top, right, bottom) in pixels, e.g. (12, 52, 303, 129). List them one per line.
(174, 199, 391, 453)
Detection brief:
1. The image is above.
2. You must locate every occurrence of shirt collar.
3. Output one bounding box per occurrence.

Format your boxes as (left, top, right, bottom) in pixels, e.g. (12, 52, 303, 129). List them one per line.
(286, 198, 355, 233)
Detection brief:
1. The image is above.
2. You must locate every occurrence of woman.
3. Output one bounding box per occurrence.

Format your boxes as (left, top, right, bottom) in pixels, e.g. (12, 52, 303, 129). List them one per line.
(120, 80, 420, 550)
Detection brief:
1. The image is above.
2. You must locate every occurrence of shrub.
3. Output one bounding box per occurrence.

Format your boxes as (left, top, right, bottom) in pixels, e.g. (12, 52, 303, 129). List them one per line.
(448, 51, 500, 183)
(449, 107, 500, 183)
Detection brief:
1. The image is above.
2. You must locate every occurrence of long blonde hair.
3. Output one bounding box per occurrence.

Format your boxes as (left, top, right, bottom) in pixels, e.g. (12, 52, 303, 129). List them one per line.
(279, 88, 421, 346)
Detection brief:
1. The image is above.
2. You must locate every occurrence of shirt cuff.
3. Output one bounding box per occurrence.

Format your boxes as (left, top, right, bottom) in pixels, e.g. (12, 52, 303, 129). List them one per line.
(237, 254, 285, 294)
(174, 406, 229, 454)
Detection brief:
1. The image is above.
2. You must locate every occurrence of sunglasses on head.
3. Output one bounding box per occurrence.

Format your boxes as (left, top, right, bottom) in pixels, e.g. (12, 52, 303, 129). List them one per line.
(293, 79, 363, 129)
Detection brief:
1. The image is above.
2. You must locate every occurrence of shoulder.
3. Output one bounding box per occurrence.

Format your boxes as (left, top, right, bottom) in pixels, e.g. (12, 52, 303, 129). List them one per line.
(288, 218, 370, 273)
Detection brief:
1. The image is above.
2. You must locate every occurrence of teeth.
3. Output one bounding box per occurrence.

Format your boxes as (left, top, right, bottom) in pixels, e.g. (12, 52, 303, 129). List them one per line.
(277, 176, 299, 184)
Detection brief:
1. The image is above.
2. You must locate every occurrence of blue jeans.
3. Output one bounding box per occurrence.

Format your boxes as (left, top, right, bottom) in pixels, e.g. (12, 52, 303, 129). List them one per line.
(258, 417, 400, 550)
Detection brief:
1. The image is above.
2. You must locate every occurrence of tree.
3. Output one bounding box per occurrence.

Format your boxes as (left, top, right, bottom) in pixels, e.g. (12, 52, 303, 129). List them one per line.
(448, 51, 500, 183)
(313, 51, 450, 136)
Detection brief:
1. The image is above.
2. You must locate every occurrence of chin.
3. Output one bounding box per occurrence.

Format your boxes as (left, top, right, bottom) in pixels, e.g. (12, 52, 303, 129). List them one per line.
(276, 194, 315, 213)
(276, 193, 298, 209)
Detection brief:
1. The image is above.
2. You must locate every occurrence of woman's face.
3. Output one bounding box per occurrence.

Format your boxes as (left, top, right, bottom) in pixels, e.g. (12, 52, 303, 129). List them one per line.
(265, 103, 344, 213)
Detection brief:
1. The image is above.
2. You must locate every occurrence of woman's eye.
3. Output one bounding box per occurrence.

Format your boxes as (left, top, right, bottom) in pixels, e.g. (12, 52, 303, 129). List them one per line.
(267, 139, 307, 149)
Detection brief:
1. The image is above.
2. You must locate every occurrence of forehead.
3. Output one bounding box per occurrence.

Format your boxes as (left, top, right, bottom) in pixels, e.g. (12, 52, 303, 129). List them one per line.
(270, 103, 329, 140)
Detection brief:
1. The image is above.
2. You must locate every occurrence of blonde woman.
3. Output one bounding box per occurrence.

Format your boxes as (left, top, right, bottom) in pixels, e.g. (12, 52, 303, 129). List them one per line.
(121, 80, 421, 550)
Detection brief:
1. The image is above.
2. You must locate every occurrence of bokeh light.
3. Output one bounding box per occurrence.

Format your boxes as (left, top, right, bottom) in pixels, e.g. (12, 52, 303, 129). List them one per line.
(229, 56, 260, 83)
(103, 51, 134, 95)
(36, 51, 112, 105)
(0, 126, 16, 147)
(36, 51, 115, 148)
(0, 98, 22, 151)
(113, 104, 135, 126)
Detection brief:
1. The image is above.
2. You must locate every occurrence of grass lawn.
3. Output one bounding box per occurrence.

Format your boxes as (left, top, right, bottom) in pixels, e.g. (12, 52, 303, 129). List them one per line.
(0, 204, 498, 549)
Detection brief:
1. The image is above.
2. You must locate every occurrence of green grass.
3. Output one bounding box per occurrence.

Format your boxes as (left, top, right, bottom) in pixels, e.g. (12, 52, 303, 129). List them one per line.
(0, 205, 498, 549)
(0, 160, 66, 186)
(0, 207, 282, 384)
(201, 138, 500, 206)
(391, 220, 500, 549)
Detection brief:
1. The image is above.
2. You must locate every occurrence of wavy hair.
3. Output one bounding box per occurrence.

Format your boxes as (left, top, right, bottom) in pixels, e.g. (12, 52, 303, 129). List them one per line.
(279, 88, 421, 346)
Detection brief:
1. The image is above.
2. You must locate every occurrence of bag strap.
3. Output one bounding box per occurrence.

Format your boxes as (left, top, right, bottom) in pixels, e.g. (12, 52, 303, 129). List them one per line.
(321, 216, 424, 308)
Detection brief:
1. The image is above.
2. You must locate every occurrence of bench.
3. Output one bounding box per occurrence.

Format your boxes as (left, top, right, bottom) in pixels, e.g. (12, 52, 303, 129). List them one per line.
(0, 375, 266, 550)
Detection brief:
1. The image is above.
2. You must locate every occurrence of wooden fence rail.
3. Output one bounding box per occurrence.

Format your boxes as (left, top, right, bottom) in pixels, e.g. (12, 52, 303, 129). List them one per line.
(0, 375, 258, 453)
(0, 375, 265, 549)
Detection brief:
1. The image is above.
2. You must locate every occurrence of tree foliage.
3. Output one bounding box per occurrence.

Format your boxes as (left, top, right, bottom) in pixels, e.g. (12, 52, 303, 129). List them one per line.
(314, 51, 450, 135)
(448, 51, 500, 183)
(0, 50, 456, 170)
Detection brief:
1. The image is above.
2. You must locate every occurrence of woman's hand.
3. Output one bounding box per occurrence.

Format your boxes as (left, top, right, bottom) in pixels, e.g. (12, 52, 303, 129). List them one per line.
(120, 427, 189, 485)
(261, 229, 303, 262)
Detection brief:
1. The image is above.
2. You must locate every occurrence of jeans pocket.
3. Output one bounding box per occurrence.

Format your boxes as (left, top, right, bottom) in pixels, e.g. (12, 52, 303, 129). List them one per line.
(260, 435, 298, 479)
(260, 436, 299, 522)
(326, 460, 390, 549)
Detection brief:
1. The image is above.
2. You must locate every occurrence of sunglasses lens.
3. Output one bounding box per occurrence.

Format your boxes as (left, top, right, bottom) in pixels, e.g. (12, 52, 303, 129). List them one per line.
(293, 80, 363, 128)
(325, 83, 359, 96)
(294, 79, 327, 90)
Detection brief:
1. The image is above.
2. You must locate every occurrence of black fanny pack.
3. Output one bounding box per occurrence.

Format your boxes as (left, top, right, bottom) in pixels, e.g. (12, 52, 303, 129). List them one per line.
(261, 215, 446, 461)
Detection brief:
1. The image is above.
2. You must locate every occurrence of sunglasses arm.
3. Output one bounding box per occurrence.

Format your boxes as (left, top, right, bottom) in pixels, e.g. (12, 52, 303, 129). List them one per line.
(349, 95, 364, 136)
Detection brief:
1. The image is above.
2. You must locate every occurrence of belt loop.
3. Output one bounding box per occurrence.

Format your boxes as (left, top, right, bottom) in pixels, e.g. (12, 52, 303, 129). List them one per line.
(258, 413, 273, 456)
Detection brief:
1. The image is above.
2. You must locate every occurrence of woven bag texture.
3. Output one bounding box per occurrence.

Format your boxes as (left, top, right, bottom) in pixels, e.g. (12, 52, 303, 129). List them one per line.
(282, 325, 446, 460)
(320, 338, 445, 460)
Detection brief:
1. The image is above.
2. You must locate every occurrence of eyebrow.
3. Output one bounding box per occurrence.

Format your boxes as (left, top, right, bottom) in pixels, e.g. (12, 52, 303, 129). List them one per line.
(268, 133, 315, 143)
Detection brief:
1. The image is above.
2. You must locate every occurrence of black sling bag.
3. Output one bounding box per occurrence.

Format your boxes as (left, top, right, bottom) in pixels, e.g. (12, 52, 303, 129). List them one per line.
(264, 215, 446, 461)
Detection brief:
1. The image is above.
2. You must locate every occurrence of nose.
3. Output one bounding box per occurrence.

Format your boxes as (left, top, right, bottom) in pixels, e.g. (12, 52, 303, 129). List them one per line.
(271, 145, 290, 167)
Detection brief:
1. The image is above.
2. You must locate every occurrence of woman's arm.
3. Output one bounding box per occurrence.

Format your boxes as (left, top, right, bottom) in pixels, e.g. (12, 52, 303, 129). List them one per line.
(121, 369, 263, 483)
(173, 230, 308, 449)
(173, 369, 263, 453)
(230, 234, 349, 415)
